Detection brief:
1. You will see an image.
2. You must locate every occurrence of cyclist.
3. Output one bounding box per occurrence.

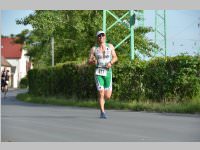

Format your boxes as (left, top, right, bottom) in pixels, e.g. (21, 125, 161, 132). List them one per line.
(88, 31, 118, 119)
(1, 68, 6, 92)
(1, 68, 10, 97)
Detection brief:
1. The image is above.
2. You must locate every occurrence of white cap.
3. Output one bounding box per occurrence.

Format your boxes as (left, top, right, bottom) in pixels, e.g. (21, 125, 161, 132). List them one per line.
(96, 30, 105, 36)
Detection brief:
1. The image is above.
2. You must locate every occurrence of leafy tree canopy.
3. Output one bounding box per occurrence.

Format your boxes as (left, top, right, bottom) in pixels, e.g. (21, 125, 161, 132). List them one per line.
(16, 10, 160, 68)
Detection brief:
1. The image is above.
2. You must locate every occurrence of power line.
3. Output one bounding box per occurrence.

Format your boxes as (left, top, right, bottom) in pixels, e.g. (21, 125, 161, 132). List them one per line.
(178, 11, 200, 18)
(169, 19, 198, 40)
(168, 38, 200, 41)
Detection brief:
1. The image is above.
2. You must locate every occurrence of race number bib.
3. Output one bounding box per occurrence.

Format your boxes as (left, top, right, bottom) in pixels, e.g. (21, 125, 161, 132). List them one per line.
(95, 68, 107, 76)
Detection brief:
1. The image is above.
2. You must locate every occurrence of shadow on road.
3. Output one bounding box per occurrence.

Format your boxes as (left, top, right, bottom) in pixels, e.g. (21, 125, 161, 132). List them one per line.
(1, 88, 41, 107)
(2, 88, 200, 119)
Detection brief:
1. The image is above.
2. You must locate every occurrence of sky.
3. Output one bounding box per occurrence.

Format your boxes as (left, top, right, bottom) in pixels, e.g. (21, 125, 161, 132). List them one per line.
(1, 10, 200, 57)
(144, 10, 200, 56)
(1, 10, 34, 36)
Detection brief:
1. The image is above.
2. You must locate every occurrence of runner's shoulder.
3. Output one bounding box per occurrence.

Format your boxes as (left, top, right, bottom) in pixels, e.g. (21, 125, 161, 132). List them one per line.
(90, 46, 96, 52)
(107, 43, 115, 49)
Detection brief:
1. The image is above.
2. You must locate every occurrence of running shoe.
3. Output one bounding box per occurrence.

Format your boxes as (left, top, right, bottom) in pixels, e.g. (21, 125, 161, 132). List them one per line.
(100, 112, 107, 119)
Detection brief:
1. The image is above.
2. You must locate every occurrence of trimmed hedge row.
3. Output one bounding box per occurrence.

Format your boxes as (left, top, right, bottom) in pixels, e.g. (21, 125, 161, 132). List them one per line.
(143, 56, 200, 102)
(28, 63, 97, 99)
(19, 76, 28, 88)
(28, 55, 200, 102)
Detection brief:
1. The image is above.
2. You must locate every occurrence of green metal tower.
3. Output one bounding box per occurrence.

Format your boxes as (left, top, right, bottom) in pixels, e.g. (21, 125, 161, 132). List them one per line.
(103, 10, 135, 60)
(198, 22, 200, 56)
(154, 10, 167, 57)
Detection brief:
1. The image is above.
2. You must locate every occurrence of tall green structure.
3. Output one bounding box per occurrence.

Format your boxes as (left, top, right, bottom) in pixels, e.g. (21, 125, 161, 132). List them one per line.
(154, 10, 167, 57)
(198, 23, 200, 56)
(103, 10, 135, 60)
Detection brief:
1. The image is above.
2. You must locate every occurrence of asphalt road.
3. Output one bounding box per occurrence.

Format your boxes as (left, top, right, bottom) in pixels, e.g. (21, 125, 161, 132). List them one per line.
(1, 89, 200, 142)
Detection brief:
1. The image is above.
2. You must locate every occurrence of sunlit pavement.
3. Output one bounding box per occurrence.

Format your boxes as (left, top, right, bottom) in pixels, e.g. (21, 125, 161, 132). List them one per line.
(1, 89, 200, 142)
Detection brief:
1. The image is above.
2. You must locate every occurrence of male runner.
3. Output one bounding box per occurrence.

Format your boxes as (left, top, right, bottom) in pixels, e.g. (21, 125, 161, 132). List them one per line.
(88, 31, 118, 119)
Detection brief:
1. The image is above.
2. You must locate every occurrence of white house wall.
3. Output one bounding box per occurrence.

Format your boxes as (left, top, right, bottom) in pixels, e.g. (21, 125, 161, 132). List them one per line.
(19, 49, 30, 79)
(6, 59, 19, 88)
(5, 49, 30, 88)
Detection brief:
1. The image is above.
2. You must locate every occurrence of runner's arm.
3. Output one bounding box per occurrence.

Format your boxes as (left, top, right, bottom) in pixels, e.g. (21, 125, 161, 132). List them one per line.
(109, 44, 118, 65)
(88, 47, 96, 65)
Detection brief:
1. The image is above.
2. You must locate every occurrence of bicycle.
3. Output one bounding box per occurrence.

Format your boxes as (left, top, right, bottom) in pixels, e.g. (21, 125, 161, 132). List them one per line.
(1, 81, 8, 98)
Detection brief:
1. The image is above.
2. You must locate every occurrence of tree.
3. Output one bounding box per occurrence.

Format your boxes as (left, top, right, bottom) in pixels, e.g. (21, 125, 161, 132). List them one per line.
(14, 29, 30, 44)
(16, 10, 159, 68)
(1, 35, 9, 38)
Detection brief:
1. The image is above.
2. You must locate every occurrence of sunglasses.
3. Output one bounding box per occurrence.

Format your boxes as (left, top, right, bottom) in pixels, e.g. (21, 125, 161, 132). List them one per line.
(98, 33, 105, 37)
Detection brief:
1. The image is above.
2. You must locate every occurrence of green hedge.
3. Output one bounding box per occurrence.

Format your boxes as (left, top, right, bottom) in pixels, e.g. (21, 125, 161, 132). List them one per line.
(28, 55, 200, 102)
(28, 63, 97, 99)
(143, 55, 200, 102)
(19, 76, 28, 88)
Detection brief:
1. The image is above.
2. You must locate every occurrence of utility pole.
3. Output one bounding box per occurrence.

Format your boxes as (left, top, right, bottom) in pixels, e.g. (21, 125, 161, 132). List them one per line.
(51, 36, 54, 67)
(154, 10, 167, 57)
(130, 10, 135, 60)
(198, 20, 200, 56)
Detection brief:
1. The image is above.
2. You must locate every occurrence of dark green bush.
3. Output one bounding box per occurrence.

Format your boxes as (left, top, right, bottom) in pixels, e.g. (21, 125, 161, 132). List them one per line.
(112, 60, 146, 101)
(28, 55, 200, 102)
(19, 76, 28, 88)
(143, 55, 200, 102)
(28, 63, 97, 100)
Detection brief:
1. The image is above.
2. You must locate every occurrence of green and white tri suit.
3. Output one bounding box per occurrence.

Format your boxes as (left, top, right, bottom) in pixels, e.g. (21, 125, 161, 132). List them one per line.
(94, 43, 112, 91)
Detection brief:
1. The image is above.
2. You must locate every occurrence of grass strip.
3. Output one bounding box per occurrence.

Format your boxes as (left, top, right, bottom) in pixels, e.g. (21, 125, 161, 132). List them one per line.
(17, 93, 200, 114)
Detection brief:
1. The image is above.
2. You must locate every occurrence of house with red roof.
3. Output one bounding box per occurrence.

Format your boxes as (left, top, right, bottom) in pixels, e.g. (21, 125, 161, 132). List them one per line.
(1, 37, 32, 88)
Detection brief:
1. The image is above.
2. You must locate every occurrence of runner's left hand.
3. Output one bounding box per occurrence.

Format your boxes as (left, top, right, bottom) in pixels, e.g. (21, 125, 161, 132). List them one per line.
(106, 62, 112, 69)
